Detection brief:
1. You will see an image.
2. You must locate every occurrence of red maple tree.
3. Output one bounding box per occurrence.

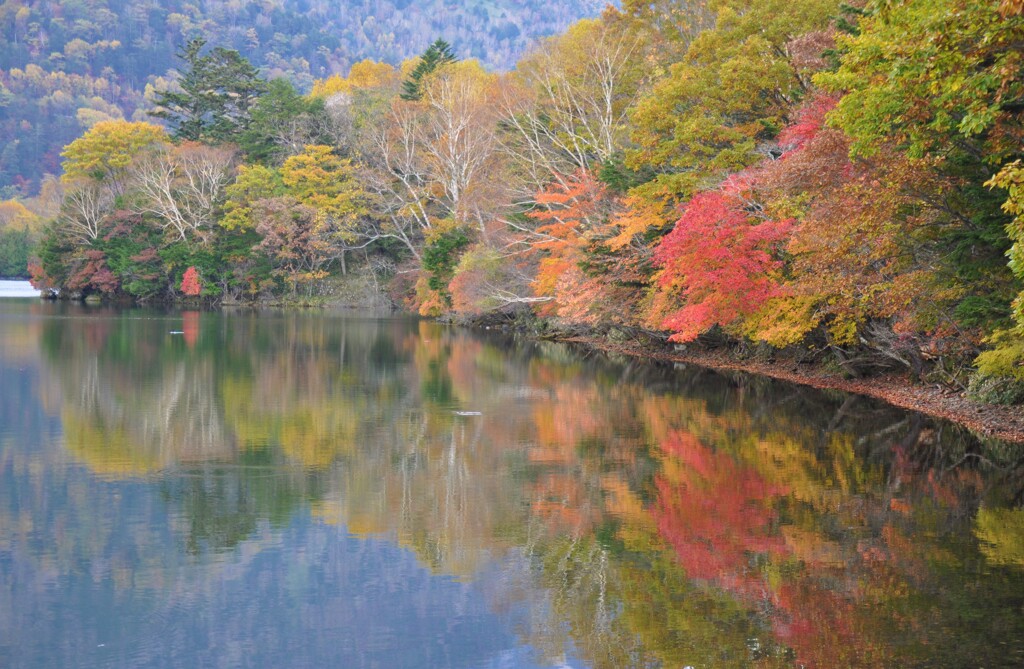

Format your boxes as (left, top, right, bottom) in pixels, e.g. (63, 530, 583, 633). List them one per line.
(650, 190, 793, 342)
(180, 266, 202, 297)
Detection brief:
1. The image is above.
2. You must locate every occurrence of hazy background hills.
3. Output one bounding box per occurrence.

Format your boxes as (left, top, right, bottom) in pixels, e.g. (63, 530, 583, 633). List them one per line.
(0, 0, 608, 195)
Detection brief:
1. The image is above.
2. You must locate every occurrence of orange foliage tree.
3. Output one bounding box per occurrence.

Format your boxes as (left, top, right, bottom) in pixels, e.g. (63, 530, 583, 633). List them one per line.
(525, 169, 653, 325)
(526, 169, 609, 317)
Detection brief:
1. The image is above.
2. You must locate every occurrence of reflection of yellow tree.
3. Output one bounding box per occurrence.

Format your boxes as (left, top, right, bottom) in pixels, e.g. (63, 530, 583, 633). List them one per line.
(975, 507, 1024, 567)
(62, 408, 162, 477)
(0, 304, 46, 364)
(219, 363, 366, 468)
(56, 353, 232, 477)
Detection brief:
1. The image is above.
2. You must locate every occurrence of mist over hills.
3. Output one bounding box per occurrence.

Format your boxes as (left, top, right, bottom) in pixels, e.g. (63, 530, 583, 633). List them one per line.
(0, 0, 608, 194)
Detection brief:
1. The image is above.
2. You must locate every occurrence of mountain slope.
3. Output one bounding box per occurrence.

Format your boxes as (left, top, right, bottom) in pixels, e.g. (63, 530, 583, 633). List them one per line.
(0, 0, 608, 195)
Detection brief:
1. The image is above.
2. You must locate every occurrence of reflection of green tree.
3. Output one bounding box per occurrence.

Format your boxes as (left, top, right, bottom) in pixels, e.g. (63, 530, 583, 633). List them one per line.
(521, 534, 793, 669)
(422, 356, 455, 404)
(161, 458, 328, 555)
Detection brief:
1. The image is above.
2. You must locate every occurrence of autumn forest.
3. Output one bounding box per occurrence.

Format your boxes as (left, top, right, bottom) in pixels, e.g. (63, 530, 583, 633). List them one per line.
(4, 0, 1024, 402)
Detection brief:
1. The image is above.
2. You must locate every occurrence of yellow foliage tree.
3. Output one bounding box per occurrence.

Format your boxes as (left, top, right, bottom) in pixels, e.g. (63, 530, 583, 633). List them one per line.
(0, 199, 40, 232)
(281, 144, 367, 238)
(253, 145, 369, 289)
(220, 164, 286, 232)
(60, 120, 168, 195)
(309, 59, 398, 98)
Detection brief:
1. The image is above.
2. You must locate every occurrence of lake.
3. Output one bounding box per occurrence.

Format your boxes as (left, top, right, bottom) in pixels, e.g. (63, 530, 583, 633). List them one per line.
(0, 279, 40, 298)
(1, 300, 1022, 668)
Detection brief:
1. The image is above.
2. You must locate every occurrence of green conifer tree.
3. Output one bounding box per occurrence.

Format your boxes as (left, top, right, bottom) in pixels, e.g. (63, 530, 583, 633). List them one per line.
(400, 39, 457, 101)
(150, 38, 267, 143)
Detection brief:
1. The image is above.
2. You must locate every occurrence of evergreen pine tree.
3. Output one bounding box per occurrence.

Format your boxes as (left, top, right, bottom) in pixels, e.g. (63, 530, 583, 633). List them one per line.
(239, 78, 329, 166)
(400, 39, 457, 101)
(150, 38, 267, 143)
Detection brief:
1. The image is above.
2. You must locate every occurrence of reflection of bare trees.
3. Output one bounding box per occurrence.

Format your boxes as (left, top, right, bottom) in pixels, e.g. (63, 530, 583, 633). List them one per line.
(157, 361, 230, 461)
(59, 355, 233, 475)
(327, 403, 519, 577)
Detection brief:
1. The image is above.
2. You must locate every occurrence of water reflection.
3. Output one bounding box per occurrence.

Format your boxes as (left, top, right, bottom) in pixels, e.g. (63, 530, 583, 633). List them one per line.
(2, 301, 1023, 668)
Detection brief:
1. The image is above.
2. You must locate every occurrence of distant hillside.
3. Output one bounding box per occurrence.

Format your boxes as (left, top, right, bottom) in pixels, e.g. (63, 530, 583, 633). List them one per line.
(0, 0, 608, 195)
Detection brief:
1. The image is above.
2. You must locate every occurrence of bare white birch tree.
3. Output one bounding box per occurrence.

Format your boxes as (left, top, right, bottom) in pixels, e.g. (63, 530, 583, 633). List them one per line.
(132, 143, 236, 244)
(59, 179, 115, 244)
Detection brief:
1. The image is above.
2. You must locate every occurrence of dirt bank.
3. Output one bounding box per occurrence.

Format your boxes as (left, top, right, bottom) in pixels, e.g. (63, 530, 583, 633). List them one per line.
(556, 334, 1024, 444)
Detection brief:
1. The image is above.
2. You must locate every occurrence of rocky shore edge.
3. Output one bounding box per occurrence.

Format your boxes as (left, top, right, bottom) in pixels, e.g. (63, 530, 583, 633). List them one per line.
(547, 331, 1024, 444)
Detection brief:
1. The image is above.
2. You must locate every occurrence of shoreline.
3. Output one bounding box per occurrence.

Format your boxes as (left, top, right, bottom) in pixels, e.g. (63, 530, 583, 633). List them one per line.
(20, 289, 1024, 443)
(553, 333, 1024, 444)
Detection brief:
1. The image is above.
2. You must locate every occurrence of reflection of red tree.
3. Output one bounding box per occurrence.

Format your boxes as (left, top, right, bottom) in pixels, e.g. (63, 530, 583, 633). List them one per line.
(773, 581, 859, 666)
(891, 444, 985, 513)
(182, 311, 200, 349)
(654, 431, 788, 602)
(83, 316, 112, 353)
(652, 430, 870, 668)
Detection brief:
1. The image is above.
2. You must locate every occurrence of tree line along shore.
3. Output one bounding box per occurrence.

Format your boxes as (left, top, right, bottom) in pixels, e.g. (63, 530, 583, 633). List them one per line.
(8, 0, 1024, 408)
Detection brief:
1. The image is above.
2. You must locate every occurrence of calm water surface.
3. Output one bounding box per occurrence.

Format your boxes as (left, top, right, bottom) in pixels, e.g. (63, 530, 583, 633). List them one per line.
(0, 279, 39, 298)
(1, 300, 1023, 669)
